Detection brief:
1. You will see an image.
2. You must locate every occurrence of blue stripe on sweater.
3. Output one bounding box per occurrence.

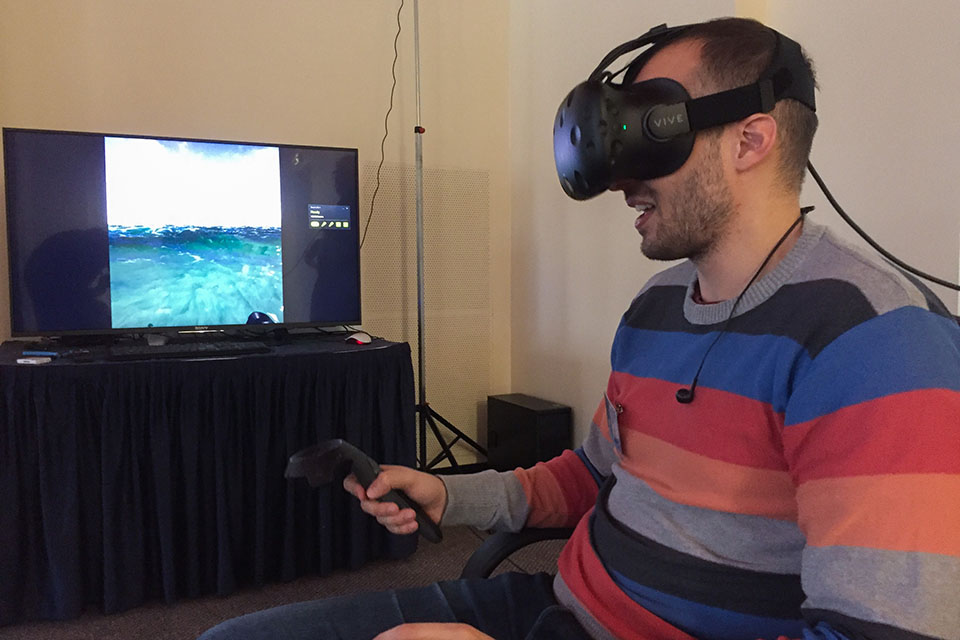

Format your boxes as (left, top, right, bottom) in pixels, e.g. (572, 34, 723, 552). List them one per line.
(612, 306, 960, 420)
(609, 568, 806, 640)
(803, 621, 854, 640)
(785, 306, 960, 426)
(611, 325, 811, 412)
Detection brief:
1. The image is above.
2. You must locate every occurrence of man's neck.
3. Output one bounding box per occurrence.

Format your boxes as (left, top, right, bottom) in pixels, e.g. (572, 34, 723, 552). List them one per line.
(692, 200, 804, 303)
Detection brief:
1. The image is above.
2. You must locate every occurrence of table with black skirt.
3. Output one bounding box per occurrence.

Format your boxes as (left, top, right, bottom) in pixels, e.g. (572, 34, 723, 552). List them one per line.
(0, 336, 417, 626)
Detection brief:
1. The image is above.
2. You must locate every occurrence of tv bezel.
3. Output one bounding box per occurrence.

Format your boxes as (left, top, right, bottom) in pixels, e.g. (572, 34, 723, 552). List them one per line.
(2, 126, 362, 339)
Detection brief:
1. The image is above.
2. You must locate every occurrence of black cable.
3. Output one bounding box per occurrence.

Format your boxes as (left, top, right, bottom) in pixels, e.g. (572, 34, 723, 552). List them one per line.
(808, 161, 959, 291)
(360, 0, 404, 251)
(678, 211, 806, 404)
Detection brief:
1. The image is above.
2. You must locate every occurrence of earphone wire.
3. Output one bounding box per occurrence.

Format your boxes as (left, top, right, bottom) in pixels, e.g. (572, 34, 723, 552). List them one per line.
(682, 210, 808, 400)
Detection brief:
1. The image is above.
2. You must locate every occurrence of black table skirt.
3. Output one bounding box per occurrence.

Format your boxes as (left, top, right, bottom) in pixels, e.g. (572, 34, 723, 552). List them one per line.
(0, 338, 418, 626)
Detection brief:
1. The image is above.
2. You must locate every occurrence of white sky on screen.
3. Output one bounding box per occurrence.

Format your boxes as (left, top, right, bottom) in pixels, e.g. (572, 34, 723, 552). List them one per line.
(104, 137, 281, 228)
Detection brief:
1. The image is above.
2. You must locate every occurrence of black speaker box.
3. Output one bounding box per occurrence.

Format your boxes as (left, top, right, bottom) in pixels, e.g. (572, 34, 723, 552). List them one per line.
(486, 393, 572, 471)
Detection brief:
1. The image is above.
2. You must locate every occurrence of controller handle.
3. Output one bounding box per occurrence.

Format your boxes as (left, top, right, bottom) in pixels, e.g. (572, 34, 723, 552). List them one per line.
(284, 439, 443, 543)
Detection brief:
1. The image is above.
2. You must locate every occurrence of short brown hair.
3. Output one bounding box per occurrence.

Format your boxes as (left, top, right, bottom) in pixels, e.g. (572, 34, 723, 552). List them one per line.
(673, 18, 818, 193)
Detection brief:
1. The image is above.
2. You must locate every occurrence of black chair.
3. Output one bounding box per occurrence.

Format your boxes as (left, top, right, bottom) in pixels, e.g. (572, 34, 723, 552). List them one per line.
(459, 527, 574, 579)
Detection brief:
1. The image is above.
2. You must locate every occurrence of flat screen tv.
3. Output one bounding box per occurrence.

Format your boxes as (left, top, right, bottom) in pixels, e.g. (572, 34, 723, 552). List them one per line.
(3, 128, 361, 338)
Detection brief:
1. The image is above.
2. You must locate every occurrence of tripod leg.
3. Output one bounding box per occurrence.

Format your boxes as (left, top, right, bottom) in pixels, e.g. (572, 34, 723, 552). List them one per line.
(425, 410, 460, 471)
(425, 436, 462, 469)
(417, 406, 429, 469)
(428, 407, 488, 456)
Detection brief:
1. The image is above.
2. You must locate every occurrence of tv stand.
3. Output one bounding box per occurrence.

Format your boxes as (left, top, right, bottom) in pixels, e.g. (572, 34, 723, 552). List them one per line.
(0, 338, 416, 624)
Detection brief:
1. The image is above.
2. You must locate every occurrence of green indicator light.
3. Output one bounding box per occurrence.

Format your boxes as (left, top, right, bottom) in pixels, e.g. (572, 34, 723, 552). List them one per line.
(622, 124, 628, 130)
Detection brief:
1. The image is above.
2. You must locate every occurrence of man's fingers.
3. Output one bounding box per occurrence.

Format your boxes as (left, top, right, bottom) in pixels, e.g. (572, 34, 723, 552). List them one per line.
(342, 474, 366, 500)
(343, 464, 447, 531)
(365, 468, 401, 500)
(374, 622, 494, 640)
(367, 506, 418, 529)
(359, 499, 400, 518)
(384, 520, 419, 535)
(345, 470, 399, 501)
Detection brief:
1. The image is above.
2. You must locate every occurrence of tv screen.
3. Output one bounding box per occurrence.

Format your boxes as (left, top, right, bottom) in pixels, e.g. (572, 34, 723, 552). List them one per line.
(3, 128, 361, 337)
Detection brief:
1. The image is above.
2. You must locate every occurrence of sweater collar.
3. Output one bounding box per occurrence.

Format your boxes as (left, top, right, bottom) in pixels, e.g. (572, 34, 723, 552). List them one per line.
(683, 220, 827, 326)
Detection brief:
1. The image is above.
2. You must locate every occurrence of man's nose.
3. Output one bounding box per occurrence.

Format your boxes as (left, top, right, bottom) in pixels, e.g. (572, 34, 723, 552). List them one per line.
(608, 178, 637, 193)
(608, 179, 628, 193)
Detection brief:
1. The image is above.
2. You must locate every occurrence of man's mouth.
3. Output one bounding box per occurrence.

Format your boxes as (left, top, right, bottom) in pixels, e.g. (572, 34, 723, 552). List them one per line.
(632, 201, 656, 230)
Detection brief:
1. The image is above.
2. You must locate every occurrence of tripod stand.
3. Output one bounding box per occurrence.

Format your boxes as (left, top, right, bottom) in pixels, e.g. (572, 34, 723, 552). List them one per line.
(410, 0, 486, 471)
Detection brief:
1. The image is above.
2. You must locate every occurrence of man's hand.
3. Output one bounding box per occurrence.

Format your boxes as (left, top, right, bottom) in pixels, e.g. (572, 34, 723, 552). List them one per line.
(373, 622, 494, 640)
(343, 464, 447, 536)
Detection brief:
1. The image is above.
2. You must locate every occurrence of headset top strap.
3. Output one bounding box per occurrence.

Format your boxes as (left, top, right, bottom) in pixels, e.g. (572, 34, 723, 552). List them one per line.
(588, 23, 692, 82)
(599, 23, 816, 134)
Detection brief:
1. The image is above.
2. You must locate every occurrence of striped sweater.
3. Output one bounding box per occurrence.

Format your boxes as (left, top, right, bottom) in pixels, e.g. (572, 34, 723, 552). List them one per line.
(443, 221, 960, 640)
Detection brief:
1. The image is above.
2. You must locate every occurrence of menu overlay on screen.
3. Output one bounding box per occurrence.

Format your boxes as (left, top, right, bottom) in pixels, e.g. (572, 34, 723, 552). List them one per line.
(3, 128, 361, 337)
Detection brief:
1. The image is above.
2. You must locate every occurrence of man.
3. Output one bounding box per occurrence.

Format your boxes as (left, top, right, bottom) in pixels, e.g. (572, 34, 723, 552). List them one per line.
(200, 17, 960, 640)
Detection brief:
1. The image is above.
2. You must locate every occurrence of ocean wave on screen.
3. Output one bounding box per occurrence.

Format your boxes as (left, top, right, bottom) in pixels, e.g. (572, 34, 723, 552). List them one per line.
(107, 225, 283, 328)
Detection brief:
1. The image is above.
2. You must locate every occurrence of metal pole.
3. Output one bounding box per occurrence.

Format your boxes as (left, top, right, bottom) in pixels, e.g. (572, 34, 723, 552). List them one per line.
(409, 0, 486, 470)
(413, 0, 428, 468)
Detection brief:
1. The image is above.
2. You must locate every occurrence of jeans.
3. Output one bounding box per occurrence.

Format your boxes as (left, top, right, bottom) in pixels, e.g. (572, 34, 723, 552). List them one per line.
(197, 572, 588, 640)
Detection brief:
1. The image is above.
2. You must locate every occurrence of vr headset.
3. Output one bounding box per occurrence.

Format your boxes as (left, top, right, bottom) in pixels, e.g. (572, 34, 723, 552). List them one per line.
(553, 22, 817, 200)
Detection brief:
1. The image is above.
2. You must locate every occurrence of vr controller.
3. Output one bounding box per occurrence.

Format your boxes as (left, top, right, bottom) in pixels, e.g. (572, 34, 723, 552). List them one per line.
(285, 439, 443, 543)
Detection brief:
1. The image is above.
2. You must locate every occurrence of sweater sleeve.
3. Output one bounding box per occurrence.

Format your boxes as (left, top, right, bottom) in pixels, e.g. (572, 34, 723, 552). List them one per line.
(782, 306, 960, 640)
(441, 394, 617, 531)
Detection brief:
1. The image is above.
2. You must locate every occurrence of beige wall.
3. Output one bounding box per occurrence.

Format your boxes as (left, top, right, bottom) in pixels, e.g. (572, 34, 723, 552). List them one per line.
(765, 1, 960, 314)
(0, 0, 512, 464)
(508, 1, 960, 444)
(3, 2, 959, 458)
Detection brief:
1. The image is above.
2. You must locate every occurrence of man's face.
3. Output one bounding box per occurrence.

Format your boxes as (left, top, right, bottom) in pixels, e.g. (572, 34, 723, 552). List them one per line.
(610, 41, 735, 262)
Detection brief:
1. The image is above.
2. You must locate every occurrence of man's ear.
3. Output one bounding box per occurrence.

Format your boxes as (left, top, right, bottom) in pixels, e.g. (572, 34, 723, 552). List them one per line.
(731, 113, 777, 173)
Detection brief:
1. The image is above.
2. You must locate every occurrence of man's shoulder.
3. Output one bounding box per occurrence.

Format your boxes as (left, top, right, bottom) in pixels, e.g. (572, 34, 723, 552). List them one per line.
(769, 222, 959, 358)
(636, 260, 696, 297)
(793, 223, 951, 318)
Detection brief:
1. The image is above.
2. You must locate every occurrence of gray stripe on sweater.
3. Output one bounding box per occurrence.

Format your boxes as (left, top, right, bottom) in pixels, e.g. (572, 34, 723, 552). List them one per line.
(785, 225, 931, 315)
(635, 259, 695, 295)
(682, 220, 826, 326)
(582, 419, 620, 478)
(553, 572, 618, 640)
(629, 221, 825, 326)
(606, 465, 806, 574)
(802, 545, 960, 639)
(634, 221, 935, 328)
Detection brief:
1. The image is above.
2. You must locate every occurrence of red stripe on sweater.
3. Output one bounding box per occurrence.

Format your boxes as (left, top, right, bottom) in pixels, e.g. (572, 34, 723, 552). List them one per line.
(514, 450, 600, 528)
(558, 514, 697, 640)
(783, 388, 960, 484)
(609, 371, 788, 470)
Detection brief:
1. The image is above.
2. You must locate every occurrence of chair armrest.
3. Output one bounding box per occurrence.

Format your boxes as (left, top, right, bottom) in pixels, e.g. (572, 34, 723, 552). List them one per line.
(459, 527, 574, 579)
